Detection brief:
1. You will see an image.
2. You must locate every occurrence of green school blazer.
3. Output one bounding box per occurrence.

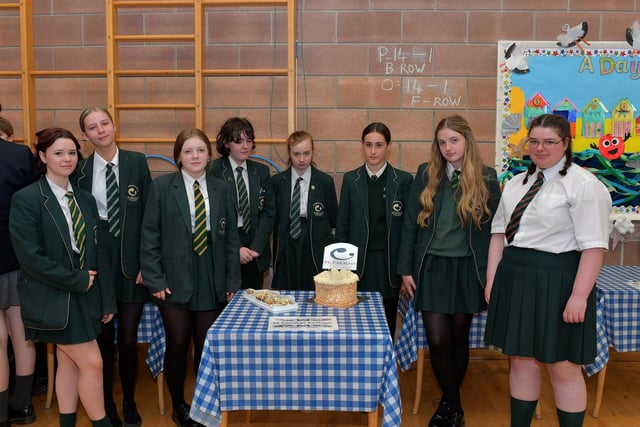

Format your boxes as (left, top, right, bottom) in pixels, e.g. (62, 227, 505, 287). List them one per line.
(74, 149, 152, 280)
(140, 172, 241, 304)
(209, 157, 275, 273)
(271, 166, 338, 275)
(335, 164, 413, 286)
(9, 177, 116, 330)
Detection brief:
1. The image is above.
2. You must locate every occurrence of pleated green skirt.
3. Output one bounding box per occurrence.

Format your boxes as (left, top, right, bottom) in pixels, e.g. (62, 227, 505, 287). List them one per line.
(415, 254, 486, 314)
(484, 247, 596, 365)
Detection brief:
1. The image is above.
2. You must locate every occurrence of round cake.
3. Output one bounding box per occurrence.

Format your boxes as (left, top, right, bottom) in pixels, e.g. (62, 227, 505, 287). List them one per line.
(313, 269, 359, 308)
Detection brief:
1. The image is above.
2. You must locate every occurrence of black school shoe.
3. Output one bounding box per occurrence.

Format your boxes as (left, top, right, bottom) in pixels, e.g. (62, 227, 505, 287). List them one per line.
(123, 401, 142, 427)
(106, 401, 123, 427)
(447, 409, 466, 427)
(8, 403, 35, 424)
(428, 399, 450, 427)
(172, 404, 203, 427)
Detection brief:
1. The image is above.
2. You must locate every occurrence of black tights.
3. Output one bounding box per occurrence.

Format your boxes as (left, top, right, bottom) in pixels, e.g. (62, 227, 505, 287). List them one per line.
(158, 306, 222, 411)
(117, 302, 144, 404)
(97, 302, 145, 406)
(422, 311, 473, 411)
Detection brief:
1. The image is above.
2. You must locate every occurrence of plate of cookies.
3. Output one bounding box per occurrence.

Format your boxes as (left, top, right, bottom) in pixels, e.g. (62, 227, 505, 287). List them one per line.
(242, 289, 299, 313)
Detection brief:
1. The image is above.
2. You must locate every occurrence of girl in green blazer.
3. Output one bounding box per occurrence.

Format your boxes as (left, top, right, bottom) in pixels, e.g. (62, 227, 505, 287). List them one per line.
(210, 117, 275, 289)
(75, 106, 151, 427)
(140, 128, 240, 427)
(10, 128, 116, 427)
(335, 122, 412, 337)
(271, 131, 338, 290)
(398, 115, 501, 427)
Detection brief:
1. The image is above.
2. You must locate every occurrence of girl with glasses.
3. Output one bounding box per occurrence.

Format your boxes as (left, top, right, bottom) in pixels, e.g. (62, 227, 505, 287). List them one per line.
(485, 114, 612, 427)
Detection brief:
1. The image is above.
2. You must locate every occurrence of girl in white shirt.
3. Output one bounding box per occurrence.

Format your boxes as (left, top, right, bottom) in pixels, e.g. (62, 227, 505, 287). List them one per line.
(484, 114, 612, 427)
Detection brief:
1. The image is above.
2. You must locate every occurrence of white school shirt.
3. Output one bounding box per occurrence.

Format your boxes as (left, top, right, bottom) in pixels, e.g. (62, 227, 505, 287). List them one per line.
(491, 160, 611, 253)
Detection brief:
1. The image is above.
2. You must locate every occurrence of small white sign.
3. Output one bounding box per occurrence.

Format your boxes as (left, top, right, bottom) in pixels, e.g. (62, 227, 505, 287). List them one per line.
(267, 316, 339, 332)
(322, 242, 358, 270)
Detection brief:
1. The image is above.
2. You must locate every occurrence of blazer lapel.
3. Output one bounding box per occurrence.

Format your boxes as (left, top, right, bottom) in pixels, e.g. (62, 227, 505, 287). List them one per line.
(39, 179, 74, 261)
(354, 166, 369, 222)
(118, 150, 131, 212)
(221, 158, 239, 212)
(205, 174, 221, 251)
(386, 166, 399, 227)
(76, 155, 94, 191)
(171, 173, 192, 233)
(247, 161, 261, 220)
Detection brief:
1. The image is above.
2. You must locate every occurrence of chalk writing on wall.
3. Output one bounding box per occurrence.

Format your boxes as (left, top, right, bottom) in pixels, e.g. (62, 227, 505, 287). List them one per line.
(374, 45, 463, 109)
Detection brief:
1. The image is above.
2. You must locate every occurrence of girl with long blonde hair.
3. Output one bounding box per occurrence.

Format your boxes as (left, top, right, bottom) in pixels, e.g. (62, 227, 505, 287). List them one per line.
(398, 115, 501, 427)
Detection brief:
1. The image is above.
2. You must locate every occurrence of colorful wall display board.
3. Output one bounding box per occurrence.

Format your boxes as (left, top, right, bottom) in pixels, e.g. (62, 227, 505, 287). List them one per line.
(496, 40, 640, 218)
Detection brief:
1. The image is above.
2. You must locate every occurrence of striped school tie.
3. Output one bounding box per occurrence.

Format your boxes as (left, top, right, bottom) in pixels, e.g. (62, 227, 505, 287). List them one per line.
(504, 172, 544, 243)
(105, 162, 120, 237)
(65, 191, 86, 268)
(289, 177, 303, 239)
(236, 166, 250, 233)
(192, 180, 208, 256)
(450, 169, 460, 189)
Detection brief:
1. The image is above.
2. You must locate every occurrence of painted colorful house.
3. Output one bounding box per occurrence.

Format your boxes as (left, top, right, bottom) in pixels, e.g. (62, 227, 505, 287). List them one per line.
(611, 98, 636, 138)
(552, 97, 579, 137)
(582, 98, 608, 138)
(524, 92, 550, 127)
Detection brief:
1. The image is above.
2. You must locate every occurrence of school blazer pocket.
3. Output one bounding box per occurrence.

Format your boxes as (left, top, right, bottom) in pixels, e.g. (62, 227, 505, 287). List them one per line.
(17, 278, 69, 330)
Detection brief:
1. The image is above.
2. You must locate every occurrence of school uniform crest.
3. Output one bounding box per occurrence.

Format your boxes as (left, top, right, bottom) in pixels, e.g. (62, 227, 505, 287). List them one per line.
(392, 200, 403, 217)
(127, 185, 140, 202)
(312, 202, 325, 216)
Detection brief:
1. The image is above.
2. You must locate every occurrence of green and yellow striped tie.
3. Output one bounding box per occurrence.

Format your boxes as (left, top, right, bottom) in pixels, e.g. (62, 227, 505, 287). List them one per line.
(65, 191, 86, 268)
(192, 180, 208, 256)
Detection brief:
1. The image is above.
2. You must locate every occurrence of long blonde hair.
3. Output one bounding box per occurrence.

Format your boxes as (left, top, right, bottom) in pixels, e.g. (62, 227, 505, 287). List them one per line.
(417, 115, 492, 229)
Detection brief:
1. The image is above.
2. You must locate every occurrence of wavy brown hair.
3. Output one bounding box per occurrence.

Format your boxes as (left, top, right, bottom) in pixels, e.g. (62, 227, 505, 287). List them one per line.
(417, 115, 492, 229)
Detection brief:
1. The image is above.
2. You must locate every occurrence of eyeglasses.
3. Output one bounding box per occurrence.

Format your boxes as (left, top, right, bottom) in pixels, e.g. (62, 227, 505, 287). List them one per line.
(526, 138, 564, 148)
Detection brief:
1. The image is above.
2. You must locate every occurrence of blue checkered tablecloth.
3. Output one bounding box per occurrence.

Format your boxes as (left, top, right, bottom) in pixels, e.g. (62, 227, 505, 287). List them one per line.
(113, 303, 166, 377)
(595, 266, 640, 353)
(113, 303, 162, 344)
(395, 291, 610, 377)
(189, 291, 402, 427)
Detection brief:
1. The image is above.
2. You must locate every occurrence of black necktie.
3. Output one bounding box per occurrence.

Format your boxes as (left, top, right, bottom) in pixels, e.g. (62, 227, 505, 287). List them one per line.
(236, 166, 250, 233)
(450, 169, 460, 189)
(106, 162, 120, 237)
(289, 177, 303, 239)
(505, 172, 544, 243)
